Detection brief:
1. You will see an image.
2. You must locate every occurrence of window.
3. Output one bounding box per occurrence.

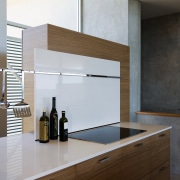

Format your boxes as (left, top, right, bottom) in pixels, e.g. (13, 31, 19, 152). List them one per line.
(6, 22, 30, 136)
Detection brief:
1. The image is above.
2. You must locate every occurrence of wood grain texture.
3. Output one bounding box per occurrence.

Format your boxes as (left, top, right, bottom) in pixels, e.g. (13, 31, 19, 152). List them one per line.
(150, 130, 170, 171)
(119, 149, 151, 180)
(76, 148, 122, 180)
(121, 137, 150, 158)
(119, 138, 151, 180)
(22, 73, 34, 133)
(76, 137, 151, 180)
(150, 161, 170, 180)
(23, 24, 130, 133)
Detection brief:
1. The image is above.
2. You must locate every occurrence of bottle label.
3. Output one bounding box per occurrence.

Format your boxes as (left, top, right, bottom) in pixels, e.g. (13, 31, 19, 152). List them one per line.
(39, 121, 49, 141)
(64, 122, 68, 130)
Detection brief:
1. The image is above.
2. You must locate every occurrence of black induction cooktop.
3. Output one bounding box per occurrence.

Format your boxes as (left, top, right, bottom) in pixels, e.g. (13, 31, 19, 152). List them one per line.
(68, 126, 146, 144)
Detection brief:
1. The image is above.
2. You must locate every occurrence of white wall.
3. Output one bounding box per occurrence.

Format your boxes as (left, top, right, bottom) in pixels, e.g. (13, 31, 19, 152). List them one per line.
(7, 0, 78, 31)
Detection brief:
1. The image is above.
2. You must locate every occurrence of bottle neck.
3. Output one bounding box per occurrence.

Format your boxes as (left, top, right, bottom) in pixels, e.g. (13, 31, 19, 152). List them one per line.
(62, 111, 65, 118)
(52, 98, 56, 109)
(43, 111, 46, 116)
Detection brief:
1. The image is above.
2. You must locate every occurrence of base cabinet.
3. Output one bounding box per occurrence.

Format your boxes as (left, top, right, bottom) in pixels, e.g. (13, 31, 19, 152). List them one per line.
(36, 130, 170, 180)
(150, 161, 170, 180)
(150, 130, 170, 180)
(118, 137, 151, 180)
(76, 148, 122, 180)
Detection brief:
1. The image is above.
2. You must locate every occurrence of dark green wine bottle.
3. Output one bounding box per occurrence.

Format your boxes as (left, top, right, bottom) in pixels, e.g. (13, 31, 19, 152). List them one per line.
(59, 111, 68, 142)
(49, 97, 58, 140)
(39, 109, 49, 143)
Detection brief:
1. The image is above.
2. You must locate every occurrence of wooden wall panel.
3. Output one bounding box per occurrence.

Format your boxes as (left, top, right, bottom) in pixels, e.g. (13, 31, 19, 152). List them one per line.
(22, 25, 48, 133)
(23, 25, 48, 70)
(23, 24, 130, 133)
(22, 73, 34, 133)
(48, 24, 129, 61)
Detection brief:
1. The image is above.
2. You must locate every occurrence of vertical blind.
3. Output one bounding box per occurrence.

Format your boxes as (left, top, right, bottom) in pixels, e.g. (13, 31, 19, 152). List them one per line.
(6, 21, 31, 136)
(7, 37, 22, 136)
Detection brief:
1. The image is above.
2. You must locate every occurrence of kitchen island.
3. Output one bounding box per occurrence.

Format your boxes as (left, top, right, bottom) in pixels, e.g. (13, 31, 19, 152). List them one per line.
(0, 122, 171, 180)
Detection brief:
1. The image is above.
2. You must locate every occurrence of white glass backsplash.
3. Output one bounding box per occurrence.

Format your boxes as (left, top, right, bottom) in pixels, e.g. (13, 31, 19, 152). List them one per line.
(34, 48, 120, 140)
(34, 48, 120, 76)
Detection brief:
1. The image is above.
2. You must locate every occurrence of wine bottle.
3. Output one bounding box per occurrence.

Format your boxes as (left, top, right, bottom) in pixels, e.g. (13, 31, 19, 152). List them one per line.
(49, 97, 58, 140)
(59, 111, 68, 142)
(39, 109, 49, 143)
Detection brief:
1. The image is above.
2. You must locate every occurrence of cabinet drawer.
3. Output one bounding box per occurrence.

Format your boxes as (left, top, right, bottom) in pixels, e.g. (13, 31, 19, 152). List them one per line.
(76, 148, 121, 180)
(151, 130, 170, 147)
(121, 137, 150, 158)
(151, 140, 170, 170)
(150, 161, 170, 180)
(36, 166, 75, 180)
(150, 130, 170, 170)
(120, 149, 151, 180)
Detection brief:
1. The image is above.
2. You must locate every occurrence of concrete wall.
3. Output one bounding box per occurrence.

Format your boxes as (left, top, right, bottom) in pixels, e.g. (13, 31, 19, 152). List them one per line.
(82, 0, 128, 45)
(128, 0, 141, 121)
(82, 0, 141, 121)
(137, 114, 180, 174)
(0, 0, 7, 137)
(141, 13, 180, 114)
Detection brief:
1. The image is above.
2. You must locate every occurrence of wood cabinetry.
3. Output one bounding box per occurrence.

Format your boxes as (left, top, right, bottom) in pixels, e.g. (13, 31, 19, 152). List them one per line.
(76, 147, 122, 180)
(119, 137, 151, 180)
(37, 130, 170, 180)
(76, 139, 151, 180)
(150, 130, 170, 180)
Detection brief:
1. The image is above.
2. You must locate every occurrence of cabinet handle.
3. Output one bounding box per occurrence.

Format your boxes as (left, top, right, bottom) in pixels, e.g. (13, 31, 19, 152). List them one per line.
(159, 166, 166, 172)
(99, 157, 110, 163)
(159, 134, 166, 137)
(134, 143, 143, 147)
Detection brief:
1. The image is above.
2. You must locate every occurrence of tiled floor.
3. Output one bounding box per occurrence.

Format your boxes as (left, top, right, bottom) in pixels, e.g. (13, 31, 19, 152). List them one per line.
(171, 173, 180, 180)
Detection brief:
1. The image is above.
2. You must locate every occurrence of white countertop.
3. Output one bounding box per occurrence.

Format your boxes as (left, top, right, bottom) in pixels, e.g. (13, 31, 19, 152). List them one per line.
(0, 122, 171, 180)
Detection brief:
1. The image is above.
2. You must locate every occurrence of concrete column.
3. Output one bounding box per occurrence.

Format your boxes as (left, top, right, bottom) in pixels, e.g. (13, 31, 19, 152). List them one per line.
(128, 0, 141, 122)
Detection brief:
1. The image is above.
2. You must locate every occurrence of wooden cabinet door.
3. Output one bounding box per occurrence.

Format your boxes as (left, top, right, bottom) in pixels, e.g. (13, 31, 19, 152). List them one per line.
(36, 166, 75, 180)
(76, 137, 151, 180)
(150, 130, 170, 179)
(119, 138, 151, 180)
(76, 148, 122, 180)
(150, 130, 170, 147)
(150, 161, 170, 180)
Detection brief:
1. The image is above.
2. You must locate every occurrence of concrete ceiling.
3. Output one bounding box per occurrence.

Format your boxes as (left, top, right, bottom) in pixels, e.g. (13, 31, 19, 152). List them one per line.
(140, 0, 180, 19)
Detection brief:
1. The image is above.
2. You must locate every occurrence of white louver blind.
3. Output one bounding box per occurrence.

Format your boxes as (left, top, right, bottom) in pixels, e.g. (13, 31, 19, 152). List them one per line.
(7, 37, 22, 136)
